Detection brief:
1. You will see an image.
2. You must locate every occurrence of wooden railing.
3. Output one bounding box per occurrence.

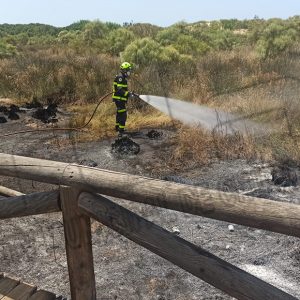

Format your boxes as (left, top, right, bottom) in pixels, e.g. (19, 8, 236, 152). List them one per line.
(0, 153, 299, 300)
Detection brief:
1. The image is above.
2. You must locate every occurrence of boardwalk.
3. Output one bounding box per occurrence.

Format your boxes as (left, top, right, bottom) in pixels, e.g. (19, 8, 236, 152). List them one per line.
(0, 274, 65, 300)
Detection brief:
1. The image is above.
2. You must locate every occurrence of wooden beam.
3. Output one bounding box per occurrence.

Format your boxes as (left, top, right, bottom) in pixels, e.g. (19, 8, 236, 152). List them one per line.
(0, 153, 300, 237)
(0, 190, 60, 219)
(28, 290, 56, 300)
(0, 185, 24, 197)
(60, 187, 96, 300)
(0, 277, 20, 298)
(78, 192, 297, 300)
(2, 282, 36, 300)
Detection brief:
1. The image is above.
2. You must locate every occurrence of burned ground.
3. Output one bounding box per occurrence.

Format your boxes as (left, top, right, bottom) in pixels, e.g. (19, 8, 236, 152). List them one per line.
(32, 103, 58, 123)
(0, 106, 299, 299)
(111, 136, 141, 155)
(0, 101, 60, 125)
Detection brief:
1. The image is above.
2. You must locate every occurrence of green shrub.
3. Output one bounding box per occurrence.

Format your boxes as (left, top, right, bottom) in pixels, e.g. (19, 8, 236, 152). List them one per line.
(0, 40, 17, 58)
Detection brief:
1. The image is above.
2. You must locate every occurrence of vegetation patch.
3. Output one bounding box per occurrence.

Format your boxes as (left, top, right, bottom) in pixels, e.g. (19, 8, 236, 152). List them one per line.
(163, 125, 258, 171)
(1, 17, 300, 165)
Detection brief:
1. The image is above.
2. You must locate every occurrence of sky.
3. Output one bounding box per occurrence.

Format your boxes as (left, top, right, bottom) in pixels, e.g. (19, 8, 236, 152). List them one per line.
(1, 0, 300, 27)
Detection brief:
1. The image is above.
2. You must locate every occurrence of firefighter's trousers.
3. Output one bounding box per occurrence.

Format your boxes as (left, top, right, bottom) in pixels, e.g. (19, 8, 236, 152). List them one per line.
(114, 99, 127, 132)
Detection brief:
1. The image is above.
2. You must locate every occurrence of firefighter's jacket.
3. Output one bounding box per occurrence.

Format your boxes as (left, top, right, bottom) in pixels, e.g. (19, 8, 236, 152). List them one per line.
(112, 73, 129, 101)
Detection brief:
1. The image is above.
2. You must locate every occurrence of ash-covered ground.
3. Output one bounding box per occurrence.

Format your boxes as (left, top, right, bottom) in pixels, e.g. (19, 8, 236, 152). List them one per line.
(0, 104, 299, 299)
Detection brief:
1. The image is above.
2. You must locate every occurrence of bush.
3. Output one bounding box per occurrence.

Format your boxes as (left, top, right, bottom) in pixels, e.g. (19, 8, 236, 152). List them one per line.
(0, 48, 118, 103)
(252, 20, 298, 59)
(0, 41, 17, 58)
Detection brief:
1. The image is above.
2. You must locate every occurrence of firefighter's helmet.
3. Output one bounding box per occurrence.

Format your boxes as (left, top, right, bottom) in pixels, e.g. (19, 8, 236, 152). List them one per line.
(120, 62, 132, 71)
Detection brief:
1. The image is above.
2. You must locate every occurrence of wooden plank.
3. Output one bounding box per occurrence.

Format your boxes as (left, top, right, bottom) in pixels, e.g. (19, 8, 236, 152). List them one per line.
(0, 278, 19, 299)
(0, 153, 300, 237)
(79, 192, 297, 300)
(60, 187, 96, 300)
(0, 190, 60, 220)
(28, 290, 56, 300)
(2, 282, 36, 300)
(0, 186, 24, 197)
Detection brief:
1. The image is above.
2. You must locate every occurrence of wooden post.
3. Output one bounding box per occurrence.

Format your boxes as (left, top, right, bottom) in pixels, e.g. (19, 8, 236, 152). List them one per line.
(78, 192, 297, 300)
(60, 187, 96, 300)
(0, 153, 300, 237)
(0, 190, 60, 219)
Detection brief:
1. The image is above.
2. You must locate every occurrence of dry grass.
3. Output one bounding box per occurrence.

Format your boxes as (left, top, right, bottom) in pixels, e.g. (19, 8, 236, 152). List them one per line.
(0, 49, 118, 103)
(1, 45, 300, 166)
(165, 125, 259, 171)
(65, 77, 300, 168)
(68, 100, 173, 141)
(209, 84, 284, 125)
(263, 132, 300, 165)
(207, 78, 300, 165)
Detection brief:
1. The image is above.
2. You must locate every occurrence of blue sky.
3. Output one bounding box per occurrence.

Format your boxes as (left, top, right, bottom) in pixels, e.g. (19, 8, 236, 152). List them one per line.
(1, 0, 300, 27)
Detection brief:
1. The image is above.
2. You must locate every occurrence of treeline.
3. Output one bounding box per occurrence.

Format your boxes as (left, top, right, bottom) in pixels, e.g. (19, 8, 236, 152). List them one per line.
(1, 17, 300, 60)
(0, 17, 300, 103)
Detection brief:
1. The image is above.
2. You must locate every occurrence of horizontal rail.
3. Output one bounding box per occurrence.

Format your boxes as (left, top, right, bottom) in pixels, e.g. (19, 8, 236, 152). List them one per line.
(78, 192, 296, 300)
(0, 153, 300, 237)
(0, 190, 60, 219)
(0, 185, 24, 197)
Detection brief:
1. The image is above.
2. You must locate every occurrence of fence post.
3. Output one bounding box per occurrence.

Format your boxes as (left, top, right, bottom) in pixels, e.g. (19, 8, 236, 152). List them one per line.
(60, 186, 96, 300)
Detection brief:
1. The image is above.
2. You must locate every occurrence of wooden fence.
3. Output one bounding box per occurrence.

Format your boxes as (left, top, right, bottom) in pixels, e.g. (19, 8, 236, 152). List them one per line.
(0, 153, 299, 299)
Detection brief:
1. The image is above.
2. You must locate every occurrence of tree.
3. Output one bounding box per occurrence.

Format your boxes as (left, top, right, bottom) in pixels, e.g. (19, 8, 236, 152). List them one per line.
(255, 20, 297, 58)
(122, 38, 163, 65)
(156, 22, 187, 46)
(127, 23, 161, 38)
(64, 20, 90, 31)
(174, 34, 210, 56)
(122, 37, 192, 66)
(57, 30, 81, 45)
(82, 21, 108, 46)
(106, 28, 135, 56)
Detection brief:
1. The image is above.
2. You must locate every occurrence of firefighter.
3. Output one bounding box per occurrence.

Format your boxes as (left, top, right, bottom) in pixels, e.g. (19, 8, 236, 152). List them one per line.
(112, 62, 135, 137)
